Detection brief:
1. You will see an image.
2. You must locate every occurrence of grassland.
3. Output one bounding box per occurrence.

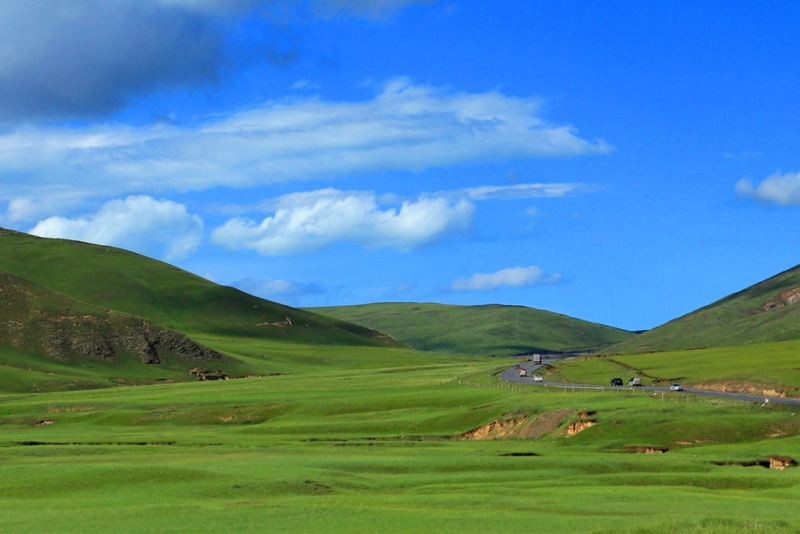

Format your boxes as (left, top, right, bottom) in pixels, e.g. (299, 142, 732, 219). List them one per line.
(306, 302, 634, 355)
(1, 344, 799, 533)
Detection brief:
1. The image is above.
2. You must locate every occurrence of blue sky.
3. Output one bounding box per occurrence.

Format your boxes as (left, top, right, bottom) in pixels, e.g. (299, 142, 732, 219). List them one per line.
(1, 1, 799, 331)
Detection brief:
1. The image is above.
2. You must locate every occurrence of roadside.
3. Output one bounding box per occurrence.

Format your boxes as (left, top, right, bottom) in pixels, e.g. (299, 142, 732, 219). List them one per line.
(500, 358, 800, 407)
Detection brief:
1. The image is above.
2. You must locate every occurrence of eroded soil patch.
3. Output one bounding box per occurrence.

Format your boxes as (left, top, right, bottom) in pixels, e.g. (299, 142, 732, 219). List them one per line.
(713, 455, 796, 470)
(461, 408, 576, 440)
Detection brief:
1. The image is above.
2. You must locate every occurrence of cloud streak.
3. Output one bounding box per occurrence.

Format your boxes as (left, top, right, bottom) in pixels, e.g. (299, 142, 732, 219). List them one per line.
(1, 79, 611, 219)
(450, 265, 561, 291)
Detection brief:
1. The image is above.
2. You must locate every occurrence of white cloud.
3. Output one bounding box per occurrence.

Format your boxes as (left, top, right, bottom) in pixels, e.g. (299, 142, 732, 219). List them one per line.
(0, 79, 612, 213)
(735, 172, 800, 206)
(450, 265, 561, 291)
(29, 196, 203, 261)
(464, 183, 598, 201)
(211, 188, 474, 255)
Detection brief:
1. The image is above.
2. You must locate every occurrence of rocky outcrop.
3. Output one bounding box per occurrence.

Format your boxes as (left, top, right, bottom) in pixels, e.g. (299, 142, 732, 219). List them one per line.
(762, 287, 800, 312)
(567, 411, 597, 437)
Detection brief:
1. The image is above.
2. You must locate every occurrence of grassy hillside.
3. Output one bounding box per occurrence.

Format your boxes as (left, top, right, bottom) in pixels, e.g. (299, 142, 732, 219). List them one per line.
(608, 263, 800, 353)
(306, 302, 634, 355)
(0, 229, 399, 348)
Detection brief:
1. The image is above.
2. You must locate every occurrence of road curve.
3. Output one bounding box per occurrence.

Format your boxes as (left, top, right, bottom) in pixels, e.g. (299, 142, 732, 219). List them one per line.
(500, 358, 800, 407)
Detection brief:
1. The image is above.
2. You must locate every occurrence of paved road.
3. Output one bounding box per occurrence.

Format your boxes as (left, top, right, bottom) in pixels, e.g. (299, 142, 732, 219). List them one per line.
(500, 358, 800, 407)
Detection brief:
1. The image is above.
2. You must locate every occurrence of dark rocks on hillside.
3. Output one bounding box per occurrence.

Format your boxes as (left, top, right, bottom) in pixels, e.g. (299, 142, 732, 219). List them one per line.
(0, 272, 224, 364)
(35, 314, 226, 364)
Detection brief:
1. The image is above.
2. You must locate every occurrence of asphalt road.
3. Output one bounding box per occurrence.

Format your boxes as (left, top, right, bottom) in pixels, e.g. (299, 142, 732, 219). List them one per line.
(500, 357, 800, 407)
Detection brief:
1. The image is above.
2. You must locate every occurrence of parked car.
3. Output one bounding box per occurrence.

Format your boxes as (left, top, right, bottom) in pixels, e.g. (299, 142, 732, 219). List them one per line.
(532, 374, 543, 382)
(610, 378, 623, 387)
(628, 377, 642, 387)
(669, 383, 683, 391)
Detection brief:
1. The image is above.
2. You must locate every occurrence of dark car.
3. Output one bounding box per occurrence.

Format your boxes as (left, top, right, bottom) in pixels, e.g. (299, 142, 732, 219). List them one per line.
(610, 378, 623, 387)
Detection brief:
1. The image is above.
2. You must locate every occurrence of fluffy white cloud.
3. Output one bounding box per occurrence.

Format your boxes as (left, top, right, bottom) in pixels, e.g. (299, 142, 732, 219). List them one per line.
(211, 188, 474, 255)
(450, 265, 561, 291)
(29, 196, 203, 261)
(0, 79, 611, 213)
(735, 172, 800, 206)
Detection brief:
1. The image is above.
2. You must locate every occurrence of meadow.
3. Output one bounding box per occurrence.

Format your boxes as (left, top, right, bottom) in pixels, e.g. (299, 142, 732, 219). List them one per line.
(1, 342, 799, 533)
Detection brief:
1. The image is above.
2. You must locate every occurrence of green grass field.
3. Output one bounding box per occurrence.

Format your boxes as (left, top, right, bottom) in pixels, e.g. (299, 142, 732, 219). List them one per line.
(1, 346, 799, 533)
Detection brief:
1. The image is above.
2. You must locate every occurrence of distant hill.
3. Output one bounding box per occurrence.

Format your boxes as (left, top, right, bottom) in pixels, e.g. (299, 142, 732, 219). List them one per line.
(0, 229, 401, 349)
(607, 263, 800, 353)
(305, 302, 634, 356)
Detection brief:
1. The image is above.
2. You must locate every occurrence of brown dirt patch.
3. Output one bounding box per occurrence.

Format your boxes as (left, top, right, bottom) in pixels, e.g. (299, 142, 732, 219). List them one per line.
(461, 409, 575, 440)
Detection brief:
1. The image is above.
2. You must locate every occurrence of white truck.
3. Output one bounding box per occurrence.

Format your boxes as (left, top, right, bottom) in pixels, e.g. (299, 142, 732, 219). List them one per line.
(519, 369, 527, 378)
(531, 354, 542, 365)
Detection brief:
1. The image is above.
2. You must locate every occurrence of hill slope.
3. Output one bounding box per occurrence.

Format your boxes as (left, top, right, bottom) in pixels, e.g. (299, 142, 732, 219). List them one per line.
(0, 271, 224, 365)
(608, 263, 800, 353)
(0, 229, 400, 348)
(305, 302, 634, 355)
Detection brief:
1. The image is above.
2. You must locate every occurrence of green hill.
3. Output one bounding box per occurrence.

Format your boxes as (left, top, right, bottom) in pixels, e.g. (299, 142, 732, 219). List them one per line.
(0, 228, 400, 348)
(0, 271, 224, 364)
(305, 302, 634, 356)
(608, 263, 800, 353)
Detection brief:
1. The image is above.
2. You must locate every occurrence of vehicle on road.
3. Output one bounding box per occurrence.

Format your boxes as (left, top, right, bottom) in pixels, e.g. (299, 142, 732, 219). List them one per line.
(610, 378, 623, 387)
(669, 383, 683, 391)
(531, 354, 542, 365)
(628, 377, 642, 387)
(532, 374, 543, 382)
(519, 369, 527, 377)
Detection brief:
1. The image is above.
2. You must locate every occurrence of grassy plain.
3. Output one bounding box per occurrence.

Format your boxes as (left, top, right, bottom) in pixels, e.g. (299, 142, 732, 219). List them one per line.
(1, 345, 799, 533)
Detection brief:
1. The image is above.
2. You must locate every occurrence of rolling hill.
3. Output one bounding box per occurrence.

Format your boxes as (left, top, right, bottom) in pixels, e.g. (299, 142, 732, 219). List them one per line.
(607, 263, 800, 353)
(0, 228, 400, 349)
(305, 302, 634, 356)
